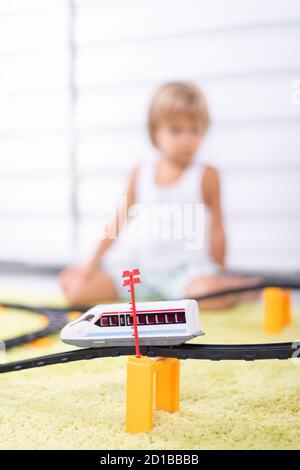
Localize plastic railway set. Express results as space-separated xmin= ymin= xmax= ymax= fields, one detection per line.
xmin=1 ymin=275 xmax=300 ymax=375
xmin=0 ymin=302 xmax=73 ymax=350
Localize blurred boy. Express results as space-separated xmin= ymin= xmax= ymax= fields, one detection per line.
xmin=60 ymin=82 xmax=257 ymax=308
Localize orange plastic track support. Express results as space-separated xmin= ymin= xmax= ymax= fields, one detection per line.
xmin=126 ymin=356 xmax=154 ymax=434
xmin=282 ymin=289 xmax=292 ymax=326
xmin=30 ymin=337 xmax=52 ymax=348
xmin=264 ymin=287 xmax=292 ymax=333
xmin=155 ymin=358 xmax=180 ymax=413
xmin=126 ymin=356 xmax=180 ymax=434
xmin=68 ymin=311 xmax=82 ymax=322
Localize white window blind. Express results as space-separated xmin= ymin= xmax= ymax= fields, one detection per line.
xmin=0 ymin=1 xmax=72 ymax=265
xmin=0 ymin=0 xmax=299 ymax=272
xmin=74 ymin=0 xmax=300 ymax=272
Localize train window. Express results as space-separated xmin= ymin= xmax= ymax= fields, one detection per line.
xmin=127 ymin=315 xmax=133 ymax=326
xmin=77 ymin=314 xmax=95 ymax=323
xmin=138 ymin=314 xmax=146 ymax=325
xmin=146 ymin=314 xmax=155 ymax=324
xmin=85 ymin=314 xmax=95 ymax=321
xmin=110 ymin=315 xmax=119 ymax=327
xmin=120 ymin=315 xmax=125 ymax=326
xmin=176 ymin=312 xmax=186 ymax=323
xmin=156 ymin=313 xmax=165 ymax=324
xmin=100 ymin=316 xmax=109 ymax=327
xmin=166 ymin=313 xmax=175 ymax=323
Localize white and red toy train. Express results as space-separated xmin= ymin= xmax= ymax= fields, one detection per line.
xmin=60 ymin=299 xmax=203 ymax=348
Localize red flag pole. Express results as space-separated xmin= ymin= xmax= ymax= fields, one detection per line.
xmin=129 ymin=273 xmax=141 ymax=358
xmin=122 ymin=268 xmax=141 ymax=358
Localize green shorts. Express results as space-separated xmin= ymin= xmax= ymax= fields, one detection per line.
xmin=101 ymin=261 xmax=219 ymax=301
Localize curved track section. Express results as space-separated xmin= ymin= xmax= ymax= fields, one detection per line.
xmin=0 ymin=302 xmax=82 ymax=349
xmin=192 ymin=277 xmax=300 ymax=301
xmin=1 ymin=341 xmax=299 ymax=374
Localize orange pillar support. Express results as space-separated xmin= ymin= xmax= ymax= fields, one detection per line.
xmin=155 ymin=358 xmax=180 ymax=413
xmin=30 ymin=337 xmax=53 ymax=348
xmin=126 ymin=356 xmax=154 ymax=434
xmin=282 ymin=289 xmax=292 ymax=326
xmin=264 ymin=288 xmax=284 ymax=333
xmin=126 ymin=356 xmax=181 ymax=434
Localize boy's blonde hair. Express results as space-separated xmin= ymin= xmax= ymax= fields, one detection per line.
xmin=147 ymin=81 xmax=210 ymax=146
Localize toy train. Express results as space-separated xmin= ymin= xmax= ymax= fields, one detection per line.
xmin=60 ymin=299 xmax=203 ymax=348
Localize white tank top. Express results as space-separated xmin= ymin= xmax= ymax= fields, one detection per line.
xmin=113 ymin=158 xmax=212 ymax=271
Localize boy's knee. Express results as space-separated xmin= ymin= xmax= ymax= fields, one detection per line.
xmin=198 ymin=297 xmax=237 ymax=310
xmin=60 ymin=277 xmax=85 ymax=304
xmin=186 ymin=276 xmax=220 ymax=298
xmin=64 ymin=288 xmax=84 ymax=305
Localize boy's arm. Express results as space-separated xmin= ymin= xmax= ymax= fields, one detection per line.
xmin=202 ymin=166 xmax=226 ymax=268
xmin=87 ymin=165 xmax=139 ymax=272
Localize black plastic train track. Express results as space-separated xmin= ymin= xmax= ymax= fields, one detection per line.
xmin=0 ymin=275 xmax=300 ymax=375
xmin=0 ymin=302 xmax=85 ymax=349
xmin=0 ymin=342 xmax=299 ymax=374
xmin=191 ymin=276 xmax=300 ymax=302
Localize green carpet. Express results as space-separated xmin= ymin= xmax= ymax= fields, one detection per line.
xmin=0 ymin=294 xmax=300 ymax=450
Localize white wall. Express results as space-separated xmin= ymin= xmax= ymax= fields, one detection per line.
xmin=0 ymin=0 xmax=299 ymax=272
xmin=0 ymin=0 xmax=72 ymax=264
